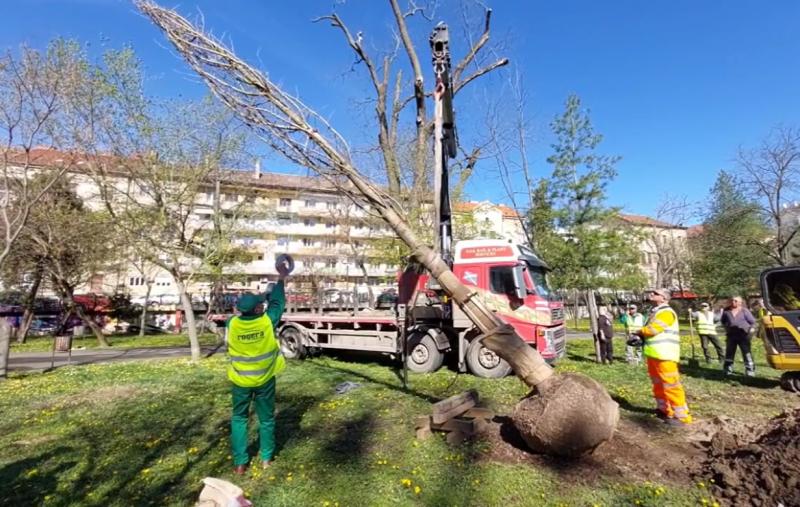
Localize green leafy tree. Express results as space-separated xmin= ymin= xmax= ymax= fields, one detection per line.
xmin=690 ymin=171 xmax=772 ymax=298
xmin=531 ymin=94 xmax=644 ymax=291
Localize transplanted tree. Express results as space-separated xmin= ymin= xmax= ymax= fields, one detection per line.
xmin=532 ymin=94 xmax=644 ymax=292
xmin=137 ymin=1 xmax=620 ymax=457
xmin=690 ymin=171 xmax=772 ymax=299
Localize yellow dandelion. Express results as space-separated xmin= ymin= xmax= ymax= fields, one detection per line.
xmin=401 ymin=478 xmax=412 ymax=487
xmin=414 ymin=485 xmax=421 ymax=495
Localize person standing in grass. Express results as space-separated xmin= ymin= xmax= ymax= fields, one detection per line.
xmin=227 ymin=260 xmax=290 ymax=474
xmin=621 ymin=304 xmax=644 ymax=365
xmin=691 ymin=302 xmax=724 ymax=364
xmin=720 ymin=296 xmax=756 ymax=377
xmin=634 ymin=289 xmax=692 ymax=426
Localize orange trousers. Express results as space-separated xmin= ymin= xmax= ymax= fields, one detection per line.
xmin=647 ymin=357 xmax=692 ymax=423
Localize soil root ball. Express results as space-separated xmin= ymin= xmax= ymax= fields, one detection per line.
xmin=512 ymin=373 xmax=619 ymax=457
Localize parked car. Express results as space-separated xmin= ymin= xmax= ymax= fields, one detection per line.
xmin=29 ymin=317 xmax=60 ymax=336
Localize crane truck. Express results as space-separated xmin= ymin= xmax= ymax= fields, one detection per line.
xmin=263 ymin=24 xmax=565 ymax=378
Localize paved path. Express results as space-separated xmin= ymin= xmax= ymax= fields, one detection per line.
xmin=8 ymin=345 xmax=223 ymax=373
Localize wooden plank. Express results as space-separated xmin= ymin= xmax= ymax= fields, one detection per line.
xmin=415 ymin=416 xmax=431 ymax=430
xmin=431 ymin=417 xmax=475 ymax=434
xmin=432 ymin=398 xmax=477 ymax=425
xmin=432 ymin=390 xmax=478 ymax=421
xmin=462 ymin=407 xmax=495 ymax=420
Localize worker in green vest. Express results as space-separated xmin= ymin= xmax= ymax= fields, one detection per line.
xmin=691 ymin=302 xmax=723 ymax=363
xmin=227 ymin=260 xmax=290 ymax=474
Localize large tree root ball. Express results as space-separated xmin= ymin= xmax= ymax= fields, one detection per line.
xmin=512 ymin=373 xmax=619 ymax=457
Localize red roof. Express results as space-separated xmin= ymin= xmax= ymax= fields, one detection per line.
xmin=618 ymin=213 xmax=682 ymax=229
xmin=453 ymin=201 xmax=520 ymax=219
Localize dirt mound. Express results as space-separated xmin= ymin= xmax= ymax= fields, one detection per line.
xmin=476 ymin=416 xmax=699 ymax=486
xmin=697 ymin=408 xmax=800 ymax=507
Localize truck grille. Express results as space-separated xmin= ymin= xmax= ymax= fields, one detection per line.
xmin=776 ymin=329 xmax=800 ymax=353
xmin=551 ymin=307 xmax=564 ymax=322
xmin=546 ymin=325 xmax=567 ymax=358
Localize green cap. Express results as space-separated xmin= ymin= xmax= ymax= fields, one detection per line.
xmin=236 ymin=293 xmax=265 ymax=314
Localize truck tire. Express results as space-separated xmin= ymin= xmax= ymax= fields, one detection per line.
xmin=279 ymin=326 xmax=306 ymax=360
xmin=466 ymin=338 xmax=512 ymax=378
xmin=406 ymin=332 xmax=444 ymax=373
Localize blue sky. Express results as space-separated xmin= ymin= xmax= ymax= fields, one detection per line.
xmin=3 ymin=0 xmax=799 ymax=219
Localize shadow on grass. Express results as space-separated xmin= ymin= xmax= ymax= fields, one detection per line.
xmin=305 ymin=358 xmax=441 ymax=404
xmin=679 ymin=362 xmax=780 ymax=389
xmin=0 ymin=447 xmax=75 ymax=505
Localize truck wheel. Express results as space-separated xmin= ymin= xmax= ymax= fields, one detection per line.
xmin=279 ymin=327 xmax=306 ymax=360
xmin=406 ymin=332 xmax=444 ymax=373
xmin=466 ymin=339 xmax=512 ymax=378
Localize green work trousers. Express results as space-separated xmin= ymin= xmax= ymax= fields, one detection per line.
xmin=230 ymin=377 xmax=276 ymax=466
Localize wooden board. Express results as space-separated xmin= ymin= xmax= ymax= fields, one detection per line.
xmin=432 ymin=390 xmax=478 ymax=424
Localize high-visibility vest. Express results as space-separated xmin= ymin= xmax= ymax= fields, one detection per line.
xmin=643 ymin=304 xmax=681 ymax=362
xmin=625 ymin=313 xmax=644 ymax=334
xmin=227 ymin=315 xmax=285 ymax=388
xmin=695 ymin=310 xmax=717 ymax=336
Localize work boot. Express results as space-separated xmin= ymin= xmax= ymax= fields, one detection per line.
xmin=664 ymin=418 xmax=686 ymax=427
xmin=745 ymin=370 xmax=756 ymax=377
xmin=233 ymin=465 xmax=247 ymax=475
xmin=653 ymin=410 xmax=669 ymax=421
xmin=261 ymin=459 xmax=273 ymax=469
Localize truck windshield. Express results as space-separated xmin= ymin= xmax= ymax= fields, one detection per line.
xmin=527 ymin=264 xmax=554 ymax=300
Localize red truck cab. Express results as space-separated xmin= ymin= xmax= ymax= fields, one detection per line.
xmin=399 ymin=239 xmax=565 ymax=378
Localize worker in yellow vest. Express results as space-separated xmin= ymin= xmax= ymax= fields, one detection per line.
xmin=691 ymin=302 xmax=723 ymax=363
xmin=633 ymin=288 xmax=692 ymax=425
xmin=227 ymin=260 xmax=291 ymax=474
xmin=622 ymin=304 xmax=644 ymax=365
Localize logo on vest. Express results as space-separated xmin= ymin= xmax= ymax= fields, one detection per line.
xmin=238 ymin=330 xmax=265 ymax=342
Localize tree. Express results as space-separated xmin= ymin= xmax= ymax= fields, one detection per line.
xmin=0 ymin=40 xmax=121 ymax=379
xmin=533 ymin=94 xmax=643 ymax=292
xmin=737 ymin=126 xmax=800 ymax=266
xmin=14 ymin=176 xmax=117 ymax=346
xmin=690 ymin=171 xmax=771 ymax=298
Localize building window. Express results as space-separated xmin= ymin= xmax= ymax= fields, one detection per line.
xmin=302 ymin=238 xmax=315 ymax=247
xmin=304 ymin=218 xmax=314 ymax=227
xmin=324 ymin=240 xmax=335 ymax=248
xmin=326 ymin=202 xmax=337 ymax=210
xmin=129 ymin=276 xmax=144 ymax=286
xmin=325 ymin=221 xmax=335 ymax=229
xmin=305 ymin=199 xmax=316 ymax=208
xmin=326 ymin=259 xmax=337 ymax=268
xmin=279 ymin=198 xmax=292 ymax=207
xmin=277 ymin=236 xmax=289 ymax=246
xmin=277 ymin=214 xmax=291 ymax=226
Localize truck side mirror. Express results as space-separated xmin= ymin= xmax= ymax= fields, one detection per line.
xmin=510 ymin=265 xmax=528 ymax=301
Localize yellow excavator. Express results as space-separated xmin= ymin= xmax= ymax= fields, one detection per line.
xmin=759 ymin=267 xmax=800 ymax=392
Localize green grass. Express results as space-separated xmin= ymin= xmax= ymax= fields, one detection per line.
xmin=1 ymin=337 xmax=794 ymax=506
xmin=10 ymin=333 xmax=219 ymax=353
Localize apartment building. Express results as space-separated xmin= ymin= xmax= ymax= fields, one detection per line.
xmin=7 ymin=149 xmax=538 ymax=302
xmin=618 ymin=213 xmax=690 ymax=289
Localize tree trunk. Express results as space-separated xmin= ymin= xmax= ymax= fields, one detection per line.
xmin=16 ymin=268 xmax=43 ymax=344
xmin=587 ymin=290 xmax=601 ymax=363
xmin=62 ymin=284 xmax=109 ymax=347
xmin=74 ymin=303 xmax=109 ymax=347
xmin=139 ymin=281 xmax=153 ymax=338
xmin=174 ymin=277 xmax=200 ymax=362
xmin=0 ymin=319 xmax=11 ymax=380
